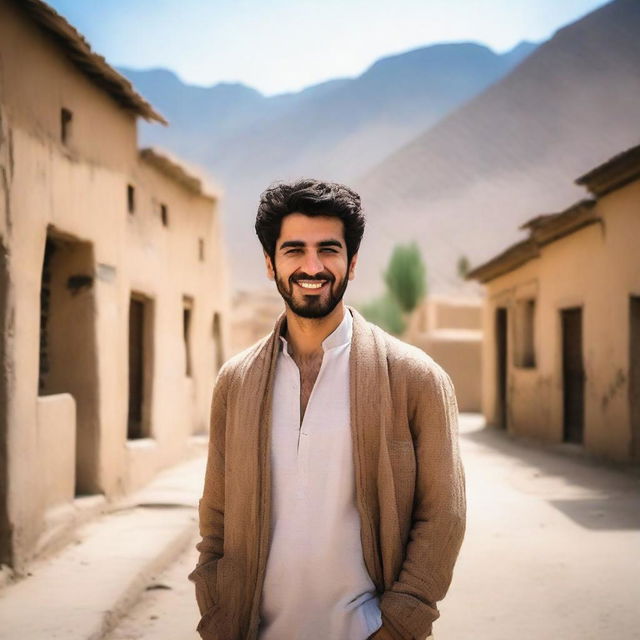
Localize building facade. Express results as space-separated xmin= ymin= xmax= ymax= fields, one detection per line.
xmin=468 ymin=144 xmax=640 ymax=463
xmin=0 ymin=0 xmax=229 ymax=571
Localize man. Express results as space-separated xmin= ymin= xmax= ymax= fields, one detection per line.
xmin=189 ymin=179 xmax=466 ymax=640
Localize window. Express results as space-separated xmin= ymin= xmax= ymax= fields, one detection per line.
xmin=161 ymin=203 xmax=168 ymax=226
xmin=198 ymin=238 xmax=205 ymax=261
xmin=127 ymin=184 xmax=135 ymax=214
xmin=514 ymin=298 xmax=536 ymax=368
xmin=60 ymin=108 xmax=73 ymax=145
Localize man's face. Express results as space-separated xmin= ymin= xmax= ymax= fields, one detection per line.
xmin=265 ymin=213 xmax=357 ymax=319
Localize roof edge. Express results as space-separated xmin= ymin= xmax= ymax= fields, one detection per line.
xmin=576 ymin=143 xmax=640 ymax=198
xmin=466 ymin=238 xmax=539 ymax=283
xmin=467 ymin=199 xmax=601 ymax=284
xmin=17 ymin=0 xmax=167 ymax=124
xmin=139 ymin=147 xmax=218 ymax=200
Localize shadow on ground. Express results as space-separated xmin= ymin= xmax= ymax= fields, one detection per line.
xmin=459 ymin=414 xmax=640 ymax=531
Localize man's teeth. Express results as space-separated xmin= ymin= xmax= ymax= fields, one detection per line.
xmin=297 ymin=281 xmax=325 ymax=289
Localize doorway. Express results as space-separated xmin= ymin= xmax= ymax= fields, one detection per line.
xmin=561 ymin=307 xmax=585 ymax=444
xmin=39 ymin=231 xmax=100 ymax=496
xmin=630 ymin=297 xmax=640 ymax=460
xmin=128 ymin=294 xmax=154 ymax=439
xmin=495 ymin=307 xmax=508 ymax=429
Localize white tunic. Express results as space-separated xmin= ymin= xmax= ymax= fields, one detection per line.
xmin=258 ymin=308 xmax=382 ymax=640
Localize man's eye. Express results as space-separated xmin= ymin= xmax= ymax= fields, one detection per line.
xmin=285 ymin=249 xmax=302 ymax=255
xmin=320 ymin=248 xmax=338 ymax=253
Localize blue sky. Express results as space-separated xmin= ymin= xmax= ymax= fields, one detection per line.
xmin=47 ymin=0 xmax=611 ymax=95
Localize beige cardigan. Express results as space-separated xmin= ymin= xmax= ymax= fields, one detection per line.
xmin=189 ymin=307 xmax=466 ymax=640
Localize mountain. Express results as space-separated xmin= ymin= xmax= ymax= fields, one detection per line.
xmin=206 ymin=41 xmax=538 ymax=185
xmin=120 ymin=68 xmax=264 ymax=162
xmin=120 ymin=40 xmax=537 ymax=292
xmin=353 ymin=0 xmax=640 ymax=299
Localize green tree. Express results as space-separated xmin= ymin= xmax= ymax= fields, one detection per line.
xmin=384 ymin=242 xmax=427 ymax=314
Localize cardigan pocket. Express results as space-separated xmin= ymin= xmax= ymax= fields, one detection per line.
xmin=195 ymin=602 xmax=228 ymax=640
xmin=191 ymin=558 xmax=240 ymax=640
xmin=188 ymin=557 xmax=222 ymax=614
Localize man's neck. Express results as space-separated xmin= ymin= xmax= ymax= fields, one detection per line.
xmin=284 ymin=303 xmax=346 ymax=358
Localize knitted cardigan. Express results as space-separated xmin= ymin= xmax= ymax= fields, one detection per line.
xmin=189 ymin=307 xmax=466 ymax=640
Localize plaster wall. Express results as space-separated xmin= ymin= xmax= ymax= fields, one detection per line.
xmin=36 ymin=393 xmax=76 ymax=508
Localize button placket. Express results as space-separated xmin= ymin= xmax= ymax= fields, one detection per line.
xmin=295 ymin=350 xmax=333 ymax=499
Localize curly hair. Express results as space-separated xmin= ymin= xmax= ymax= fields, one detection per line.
xmin=255 ymin=178 xmax=365 ymax=264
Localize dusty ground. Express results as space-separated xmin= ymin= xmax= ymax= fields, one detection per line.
xmin=106 ymin=414 xmax=640 ymax=640
xmin=105 ymin=533 xmax=200 ymax=640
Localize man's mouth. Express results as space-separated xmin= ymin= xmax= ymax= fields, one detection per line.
xmin=294 ymin=279 xmax=328 ymax=290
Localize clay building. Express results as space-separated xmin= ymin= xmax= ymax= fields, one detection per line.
xmin=405 ymin=295 xmax=482 ymax=412
xmin=0 ymin=0 xmax=229 ymax=572
xmin=468 ymin=143 xmax=640 ymax=463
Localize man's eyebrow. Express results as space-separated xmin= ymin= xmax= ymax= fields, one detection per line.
xmin=279 ymin=240 xmax=305 ymax=250
xmin=279 ymin=239 xmax=343 ymax=250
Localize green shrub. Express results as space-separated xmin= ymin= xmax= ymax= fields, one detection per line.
xmin=358 ymin=293 xmax=406 ymax=335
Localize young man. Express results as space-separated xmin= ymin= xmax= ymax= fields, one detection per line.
xmin=189 ymin=179 xmax=466 ymax=640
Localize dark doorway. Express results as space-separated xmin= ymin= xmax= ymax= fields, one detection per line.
xmin=128 ymin=294 xmax=153 ymax=439
xmin=630 ymin=297 xmax=640 ymax=460
xmin=495 ymin=307 xmax=508 ymax=429
xmin=183 ymin=297 xmax=193 ymax=378
xmin=562 ymin=307 xmax=585 ymax=444
xmin=0 ymin=243 xmax=10 ymax=566
xmin=39 ymin=231 xmax=100 ymax=496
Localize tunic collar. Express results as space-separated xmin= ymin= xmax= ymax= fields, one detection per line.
xmin=279 ymin=307 xmax=353 ymax=355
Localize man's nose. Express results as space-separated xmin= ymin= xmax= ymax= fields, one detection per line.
xmin=302 ymin=251 xmax=324 ymax=276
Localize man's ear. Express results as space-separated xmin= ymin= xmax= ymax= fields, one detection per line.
xmin=264 ymin=251 xmax=275 ymax=281
xmin=348 ymin=252 xmax=358 ymax=280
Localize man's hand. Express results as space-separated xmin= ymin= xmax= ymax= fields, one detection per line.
xmin=367 ymin=615 xmax=435 ymax=639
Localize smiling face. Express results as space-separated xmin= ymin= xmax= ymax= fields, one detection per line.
xmin=265 ymin=213 xmax=357 ymax=319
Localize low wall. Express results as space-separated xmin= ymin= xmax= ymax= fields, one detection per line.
xmin=37 ymin=393 xmax=76 ymax=508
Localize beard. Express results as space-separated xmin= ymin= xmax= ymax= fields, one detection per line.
xmin=274 ymin=268 xmax=349 ymax=319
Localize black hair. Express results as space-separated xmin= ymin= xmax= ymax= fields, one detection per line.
xmin=255 ymin=178 xmax=365 ymax=264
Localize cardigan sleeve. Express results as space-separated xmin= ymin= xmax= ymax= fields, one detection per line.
xmin=379 ymin=362 xmax=466 ymax=639
xmin=188 ymin=366 xmax=229 ymax=617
